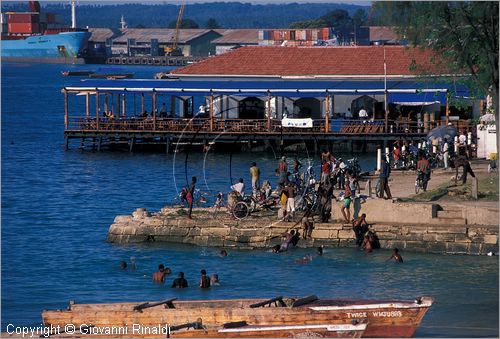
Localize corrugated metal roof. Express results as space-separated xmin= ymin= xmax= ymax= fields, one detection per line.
xmin=212 ymin=29 xmax=259 ymax=44
xmin=171 ymin=45 xmax=452 ymax=77
xmin=112 ymin=28 xmax=217 ymax=44
xmin=88 ymin=28 xmax=120 ymax=42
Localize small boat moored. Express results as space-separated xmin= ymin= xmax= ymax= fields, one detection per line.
xmin=61 ymin=70 xmax=95 ymax=76
xmin=42 ymin=295 xmax=433 ymax=338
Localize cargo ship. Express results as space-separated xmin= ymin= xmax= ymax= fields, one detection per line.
xmin=1 ymin=1 xmax=91 ymax=63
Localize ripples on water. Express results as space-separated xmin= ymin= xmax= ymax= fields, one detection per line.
xmin=1 ymin=63 xmax=498 ymax=337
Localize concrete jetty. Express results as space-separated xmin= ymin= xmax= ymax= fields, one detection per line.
xmin=107 ymin=199 xmax=498 ymax=255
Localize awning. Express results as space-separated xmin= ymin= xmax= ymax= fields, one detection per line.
xmin=388 ymin=91 xmax=447 ymax=105
xmin=63 ymin=78 xmax=476 ymax=100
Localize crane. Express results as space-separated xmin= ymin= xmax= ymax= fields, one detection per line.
xmin=165 ymin=0 xmax=185 ymax=56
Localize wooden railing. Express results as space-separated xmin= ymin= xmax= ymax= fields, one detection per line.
xmin=67 ymin=116 xmax=472 ymax=134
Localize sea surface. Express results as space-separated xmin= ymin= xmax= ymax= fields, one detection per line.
xmin=1 ymin=62 xmax=499 ymax=337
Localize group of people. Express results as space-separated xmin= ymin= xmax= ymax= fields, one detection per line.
xmin=151 ymin=264 xmax=220 ymax=288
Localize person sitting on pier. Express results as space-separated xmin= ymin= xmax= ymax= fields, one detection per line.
xmin=172 ymin=272 xmax=188 ymax=288
xmin=199 ymin=269 xmax=211 ymax=288
xmin=387 ymin=248 xmax=403 ymax=263
xmin=231 ymin=178 xmax=245 ymax=197
xmin=352 ymin=213 xmax=369 ymax=247
xmin=153 ymin=264 xmax=166 ymax=283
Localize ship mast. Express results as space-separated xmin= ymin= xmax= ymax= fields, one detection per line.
xmin=71 ymin=0 xmax=76 ymax=29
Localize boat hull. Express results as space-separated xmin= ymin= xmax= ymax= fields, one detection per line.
xmin=1 ymin=31 xmax=91 ymax=63
xmin=42 ymin=297 xmax=433 ymax=338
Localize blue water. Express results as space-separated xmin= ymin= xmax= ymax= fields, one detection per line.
xmin=1 ymin=63 xmax=499 ymax=337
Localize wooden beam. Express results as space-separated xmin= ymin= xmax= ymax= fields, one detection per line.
xmin=96 ymin=91 xmax=100 ymax=130
xmin=384 ymin=90 xmax=388 ymax=133
xmin=104 ymin=94 xmax=108 ymax=113
xmin=325 ymin=94 xmax=330 ymax=133
xmin=122 ymin=94 xmax=126 ymax=117
xmin=85 ymin=93 xmax=90 ymax=117
xmin=445 ymin=100 xmax=449 ymax=125
xmin=209 ymin=94 xmax=214 ymax=132
xmin=152 ymin=91 xmax=157 ymax=131
xmin=267 ymin=92 xmax=271 ymax=131
xmin=64 ymin=89 xmax=68 ymax=130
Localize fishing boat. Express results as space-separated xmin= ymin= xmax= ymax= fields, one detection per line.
xmin=61 ymin=70 xmax=95 ymax=76
xmin=42 ymin=295 xmax=433 ymax=338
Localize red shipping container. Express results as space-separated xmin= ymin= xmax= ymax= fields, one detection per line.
xmin=284 ymin=30 xmax=290 ymax=40
xmin=8 ymin=22 xmax=39 ymax=34
xmin=306 ymin=30 xmax=312 ymax=41
xmin=273 ymin=30 xmax=280 ymax=41
xmin=8 ymin=13 xmax=39 ymax=23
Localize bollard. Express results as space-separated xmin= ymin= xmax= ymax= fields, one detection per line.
xmin=471 ymin=177 xmax=478 ymax=200
xmin=377 ymin=148 xmax=382 ymax=171
xmin=385 ymin=147 xmax=390 ymax=162
xmin=365 ymin=179 xmax=372 ymax=197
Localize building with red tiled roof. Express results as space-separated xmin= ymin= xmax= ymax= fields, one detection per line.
xmin=171 ymin=45 xmax=448 ymax=78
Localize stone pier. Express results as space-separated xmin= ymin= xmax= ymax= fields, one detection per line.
xmin=107 ymin=200 xmax=499 ymax=255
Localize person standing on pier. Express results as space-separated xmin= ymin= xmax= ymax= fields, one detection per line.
xmin=187 ymin=176 xmax=197 ymax=219
xmin=378 ymin=158 xmax=392 ymax=200
xmin=249 ymin=162 xmax=261 ymax=197
xmin=278 ymin=156 xmax=288 ymax=185
xmin=442 ymin=138 xmax=450 ymax=170
xmin=341 ymin=185 xmax=352 ymax=223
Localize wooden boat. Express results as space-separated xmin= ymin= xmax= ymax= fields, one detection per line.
xmin=89 ymin=73 xmax=134 ymax=79
xmin=61 ymin=70 xmax=95 ymax=76
xmin=42 ymin=295 xmax=433 ymax=338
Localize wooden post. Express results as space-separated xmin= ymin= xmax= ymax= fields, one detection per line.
xmin=64 ymin=89 xmax=68 ymax=130
xmin=471 ymin=177 xmax=478 ymax=200
xmin=122 ymin=94 xmax=126 ymax=117
xmin=267 ymin=91 xmax=271 ymax=131
xmin=325 ymin=94 xmax=330 ymax=133
xmin=209 ymin=94 xmax=214 ymax=132
xmin=445 ymin=100 xmax=449 ymax=125
xmin=152 ymin=91 xmax=157 ymax=131
xmin=85 ymin=93 xmax=90 ymax=117
xmin=384 ymin=90 xmax=388 ymax=133
xmin=104 ymin=94 xmax=108 ymax=114
xmin=96 ymin=91 xmax=100 ymax=130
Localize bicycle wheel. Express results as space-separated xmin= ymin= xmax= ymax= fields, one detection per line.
xmin=233 ymin=201 xmax=249 ymax=220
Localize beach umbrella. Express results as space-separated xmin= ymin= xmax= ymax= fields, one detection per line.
xmin=427 ymin=125 xmax=457 ymax=143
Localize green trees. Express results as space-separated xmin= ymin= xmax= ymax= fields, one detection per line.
xmin=289 ymin=9 xmax=366 ymax=30
xmin=206 ymin=18 xmax=220 ymax=29
xmin=167 ymin=18 xmax=199 ymax=29
xmin=372 ymin=1 xmax=499 ymax=154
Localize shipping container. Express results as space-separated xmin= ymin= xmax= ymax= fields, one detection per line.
xmin=8 ymin=22 xmax=40 ymax=34
xmin=8 ymin=13 xmax=39 ymax=23
xmin=312 ymin=30 xmax=318 ymax=40
xmin=258 ymin=30 xmax=263 ymax=40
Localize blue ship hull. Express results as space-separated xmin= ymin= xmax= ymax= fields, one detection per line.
xmin=2 ymin=31 xmax=91 ymax=62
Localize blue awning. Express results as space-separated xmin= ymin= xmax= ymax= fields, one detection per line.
xmin=64 ymin=78 xmax=477 ymax=100
xmin=388 ymin=91 xmax=447 ymax=105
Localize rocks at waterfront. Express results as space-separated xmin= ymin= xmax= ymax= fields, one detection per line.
xmin=107 ymin=203 xmax=499 ymax=255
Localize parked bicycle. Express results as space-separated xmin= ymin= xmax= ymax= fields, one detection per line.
xmin=415 ymin=170 xmax=428 ymax=194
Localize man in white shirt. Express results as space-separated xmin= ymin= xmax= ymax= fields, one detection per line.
xmin=231 ymin=178 xmax=245 ymax=196
xmin=442 ymin=138 xmax=449 ymax=169
xmin=358 ymin=107 xmax=368 ymax=120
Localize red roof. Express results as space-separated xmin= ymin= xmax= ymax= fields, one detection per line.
xmin=172 ymin=46 xmax=447 ymax=77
